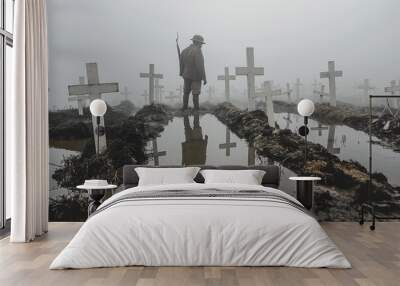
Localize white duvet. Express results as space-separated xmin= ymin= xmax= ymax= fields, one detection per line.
xmin=50 ymin=183 xmax=351 ymax=269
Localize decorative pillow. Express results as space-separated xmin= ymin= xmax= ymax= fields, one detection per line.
xmin=200 ymin=169 xmax=266 ymax=185
xmin=135 ymin=167 xmax=201 ymax=186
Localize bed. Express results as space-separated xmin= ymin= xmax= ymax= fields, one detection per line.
xmin=50 ymin=165 xmax=350 ymax=269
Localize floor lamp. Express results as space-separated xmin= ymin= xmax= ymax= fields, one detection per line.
xmin=90 ymin=99 xmax=107 ymax=156
xmin=87 ymin=99 xmax=108 ymax=213
xmin=297 ymin=99 xmax=315 ymax=170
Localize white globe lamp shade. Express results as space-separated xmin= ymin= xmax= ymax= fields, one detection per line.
xmin=297 ymin=99 xmax=315 ymax=117
xmin=90 ymin=99 xmax=107 ymax=117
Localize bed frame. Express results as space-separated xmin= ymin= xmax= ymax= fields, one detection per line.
xmin=122 ymin=165 xmax=281 ymax=189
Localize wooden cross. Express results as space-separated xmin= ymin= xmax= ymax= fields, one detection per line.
xmin=154 ymin=78 xmax=164 ymax=104
xmin=148 ymin=139 xmax=167 ymax=166
xmin=283 ymin=112 xmax=292 ymax=129
xmin=314 ymin=84 xmax=329 ymax=103
xmin=68 ymin=63 xmax=119 ymax=154
xmin=256 ymin=81 xmax=281 ymax=126
xmin=235 ymin=47 xmax=264 ymax=111
xmin=207 ymin=86 xmax=215 ymax=101
xmin=294 ymin=78 xmax=302 ymax=102
xmin=327 ymin=125 xmax=340 ymax=154
xmin=394 ymin=80 xmax=400 ymax=109
xmin=384 ymin=80 xmax=400 ymax=109
xmin=219 ymin=127 xmax=237 ymax=157
xmin=394 ymin=80 xmax=400 ymax=108
xmin=176 ymin=85 xmax=184 ymax=105
xmin=68 ymin=63 xmax=119 ymax=102
xmin=140 ymin=64 xmax=163 ymax=104
xmin=282 ymin=83 xmax=293 ymax=103
xmin=141 ymin=90 xmax=149 ymax=105
xmin=120 ymin=86 xmax=132 ymax=102
xmin=176 ymin=85 xmax=183 ymax=97
xmin=358 ymin=79 xmax=375 ymax=105
xmin=164 ymin=91 xmax=180 ymax=105
xmin=384 ymin=80 xmax=397 ymax=94
xmin=68 ymin=76 xmax=88 ymax=116
xmin=311 ymin=122 xmax=329 ymax=136
xmin=312 ymin=80 xmax=320 ymax=92
xmin=320 ymin=61 xmax=343 ymax=107
xmin=217 ymin=67 xmax=236 ymax=102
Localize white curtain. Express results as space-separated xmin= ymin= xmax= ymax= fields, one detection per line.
xmin=8 ymin=0 xmax=49 ymax=242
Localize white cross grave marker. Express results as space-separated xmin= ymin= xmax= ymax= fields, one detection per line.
xmin=155 ymin=78 xmax=164 ymax=104
xmin=120 ymin=86 xmax=132 ymax=102
xmin=165 ymin=91 xmax=180 ymax=105
xmin=384 ymin=80 xmax=400 ymax=109
xmin=217 ymin=67 xmax=236 ymax=102
xmin=255 ymin=81 xmax=281 ymax=126
xmin=176 ymin=85 xmax=183 ymax=98
xmin=327 ymin=125 xmax=340 ymax=154
xmin=314 ymin=85 xmax=329 ymax=103
xmin=294 ymin=78 xmax=302 ymax=102
xmin=283 ymin=113 xmax=292 ymax=129
xmin=141 ymin=90 xmax=149 ymax=105
xmin=219 ymin=127 xmax=237 ymax=157
xmin=312 ymin=80 xmax=320 ymax=92
xmin=68 ymin=76 xmax=88 ymax=116
xmin=320 ymin=61 xmax=343 ymax=107
xmin=358 ymin=79 xmax=375 ymax=105
xmin=384 ymin=80 xmax=397 ymax=95
xmin=397 ymin=80 xmax=400 ymax=108
xmin=176 ymin=85 xmax=184 ymax=105
xmin=312 ymin=80 xmax=321 ymax=101
xmin=282 ymin=83 xmax=293 ymax=103
xmin=140 ymin=64 xmax=163 ymax=105
xmin=207 ymin=86 xmax=215 ymax=102
xmin=236 ymin=47 xmax=264 ymax=111
xmin=148 ymin=139 xmax=167 ymax=166
xmin=311 ymin=122 xmax=329 ymax=136
xmin=68 ymin=63 xmax=119 ymax=154
xmin=68 ymin=63 xmax=119 ymax=102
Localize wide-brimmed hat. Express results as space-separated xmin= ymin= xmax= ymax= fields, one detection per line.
xmin=191 ymin=35 xmax=205 ymax=44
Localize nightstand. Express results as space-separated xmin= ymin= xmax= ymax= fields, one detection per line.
xmin=289 ymin=176 xmax=321 ymax=210
xmin=77 ymin=181 xmax=117 ymax=216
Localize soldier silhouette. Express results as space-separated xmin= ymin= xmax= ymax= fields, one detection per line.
xmin=177 ymin=34 xmax=207 ymax=110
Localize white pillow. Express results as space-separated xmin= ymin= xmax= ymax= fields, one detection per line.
xmin=135 ymin=167 xmax=201 ymax=186
xmin=200 ymin=169 xmax=266 ymax=185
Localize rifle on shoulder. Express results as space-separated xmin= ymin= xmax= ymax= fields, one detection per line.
xmin=176 ymin=33 xmax=182 ymax=76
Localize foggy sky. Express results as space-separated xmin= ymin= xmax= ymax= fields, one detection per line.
xmin=47 ymin=0 xmax=400 ymax=108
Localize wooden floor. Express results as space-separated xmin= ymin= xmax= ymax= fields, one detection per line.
xmin=0 ymin=222 xmax=399 ymax=286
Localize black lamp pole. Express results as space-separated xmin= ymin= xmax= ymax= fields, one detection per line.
xmin=298 ymin=116 xmax=310 ymax=172
xmin=297 ymin=99 xmax=314 ymax=167
xmin=96 ymin=116 xmax=100 ymax=157
xmin=90 ymin=99 xmax=107 ymax=182
xmin=304 ymin=116 xmax=308 ymax=166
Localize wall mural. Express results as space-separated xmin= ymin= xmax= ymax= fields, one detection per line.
xmin=48 ymin=0 xmax=400 ymax=222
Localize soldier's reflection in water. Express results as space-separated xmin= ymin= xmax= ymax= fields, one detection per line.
xmin=182 ymin=113 xmax=208 ymax=165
